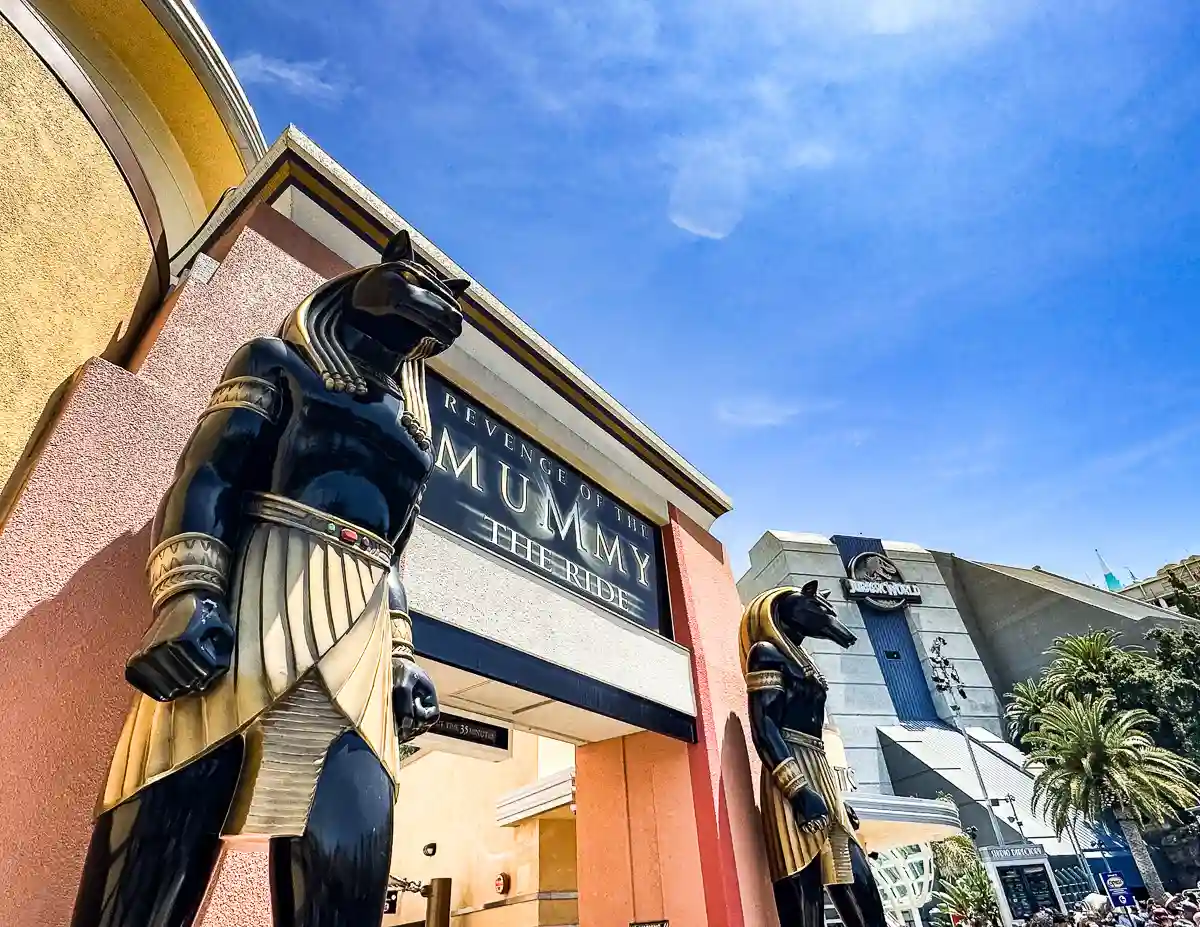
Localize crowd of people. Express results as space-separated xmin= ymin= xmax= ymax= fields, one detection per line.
xmin=1043 ymin=889 xmax=1200 ymax=927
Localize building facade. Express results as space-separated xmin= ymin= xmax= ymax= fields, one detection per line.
xmin=0 ymin=4 xmax=965 ymax=925
xmin=739 ymin=529 xmax=1191 ymax=915
xmin=1119 ymin=555 xmax=1200 ymax=613
xmin=0 ymin=45 xmax=802 ymax=919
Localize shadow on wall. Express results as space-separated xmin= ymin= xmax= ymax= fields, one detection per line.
xmin=722 ymin=710 xmax=780 ymax=927
xmin=0 ymin=523 xmax=152 ymax=923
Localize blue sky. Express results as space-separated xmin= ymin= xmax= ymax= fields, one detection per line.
xmin=199 ymin=0 xmax=1200 ymax=584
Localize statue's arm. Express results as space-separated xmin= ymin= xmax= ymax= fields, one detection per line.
xmin=127 ymin=337 xmax=287 ymax=701
xmin=746 ymin=641 xmax=793 ymax=771
xmin=387 ymin=487 xmax=424 ymax=662
xmin=388 ymin=489 xmax=439 ymax=741
xmin=388 ymin=563 xmax=415 ymax=662
xmin=387 ymin=562 xmax=440 ymax=742
xmin=151 ymin=337 xmax=288 ymax=550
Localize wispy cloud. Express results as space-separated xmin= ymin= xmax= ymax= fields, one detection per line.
xmin=713 ymin=395 xmax=838 ymax=428
xmin=232 ymin=52 xmax=349 ymax=102
xmin=989 ymin=423 xmax=1200 ymax=534
xmin=924 ymin=431 xmax=1009 ymax=481
xmin=404 ymin=0 xmax=1042 ymax=238
xmin=1080 ymin=424 xmax=1200 ymax=481
xmin=387 ymin=0 xmax=1199 ymax=270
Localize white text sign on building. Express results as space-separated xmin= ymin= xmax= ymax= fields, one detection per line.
xmin=421 ymin=375 xmax=668 ymax=636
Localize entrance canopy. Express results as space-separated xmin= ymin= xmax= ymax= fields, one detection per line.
xmin=880 ymin=722 xmax=1101 ymax=856
xmin=421 ymin=657 xmax=642 ymax=745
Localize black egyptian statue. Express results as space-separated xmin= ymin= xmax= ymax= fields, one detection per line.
xmin=741 ymin=582 xmax=888 ymax=927
xmin=71 ymin=230 xmax=470 ymax=927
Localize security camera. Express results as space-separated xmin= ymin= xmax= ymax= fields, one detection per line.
xmin=422 ymin=843 xmax=437 ymax=857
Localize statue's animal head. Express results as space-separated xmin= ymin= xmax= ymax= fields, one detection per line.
xmin=779 ymin=580 xmax=857 ymax=650
xmin=347 ymin=229 xmax=468 ymax=357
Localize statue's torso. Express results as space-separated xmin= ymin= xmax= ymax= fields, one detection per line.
xmin=264 ymin=342 xmax=432 ymax=545
xmin=776 ymin=652 xmax=828 ymax=737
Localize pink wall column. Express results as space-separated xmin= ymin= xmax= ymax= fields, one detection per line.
xmin=0 ymin=219 xmax=333 ymax=927
xmin=575 ymin=732 xmax=708 ymax=927
xmin=664 ymin=503 xmax=778 ymax=927
xmin=575 ymin=738 xmax=636 ymax=924
xmin=576 ymin=506 xmax=778 ymax=927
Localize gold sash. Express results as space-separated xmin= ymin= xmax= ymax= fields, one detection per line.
xmin=100 ymin=495 xmax=401 ymax=839
xmin=759 ymin=728 xmax=855 ymax=885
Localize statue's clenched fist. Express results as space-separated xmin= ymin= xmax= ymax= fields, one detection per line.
xmin=125 ymin=592 xmax=234 ymax=701
xmin=392 ymin=658 xmax=440 ymax=742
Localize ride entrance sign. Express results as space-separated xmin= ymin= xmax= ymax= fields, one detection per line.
xmin=1101 ymin=871 xmax=1137 ymax=908
xmin=422 ymin=374 xmax=669 ymax=635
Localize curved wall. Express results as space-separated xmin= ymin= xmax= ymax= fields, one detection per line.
xmin=43 ymin=0 xmax=247 ymax=208
xmin=34 ymin=0 xmax=207 ymax=251
xmin=0 ymin=12 xmax=153 ymax=493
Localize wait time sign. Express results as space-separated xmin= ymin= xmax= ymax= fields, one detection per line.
xmin=420 ymin=374 xmax=669 ymax=636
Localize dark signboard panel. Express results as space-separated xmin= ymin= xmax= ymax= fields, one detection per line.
xmin=421 ymin=374 xmax=669 ymax=636
xmin=430 ymin=712 xmax=510 ymax=751
xmin=998 ymin=864 xmax=1062 ymax=919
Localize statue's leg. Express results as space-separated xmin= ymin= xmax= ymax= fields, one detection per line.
xmin=774 ymin=857 xmax=827 ymax=927
xmin=71 ymin=736 xmax=245 ymax=927
xmin=269 ymin=730 xmax=394 ymax=927
xmin=827 ymin=840 xmax=887 ymax=927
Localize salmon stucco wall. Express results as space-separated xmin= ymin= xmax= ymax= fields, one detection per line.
xmin=0 ymin=223 xmax=326 ymax=926
xmin=575 ymin=504 xmax=777 ymax=927
xmin=576 ymin=733 xmax=708 ymax=927
xmin=0 ymin=13 xmax=153 ymax=495
xmin=664 ymin=504 xmax=778 ymax=927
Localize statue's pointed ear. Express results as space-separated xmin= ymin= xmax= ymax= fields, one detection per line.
xmin=801 ymin=579 xmax=819 ymax=596
xmin=381 ymin=229 xmax=414 ymax=263
xmin=442 ymin=277 xmax=470 ymax=297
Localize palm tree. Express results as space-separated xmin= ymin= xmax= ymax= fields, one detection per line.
xmin=932 ymin=835 xmax=1001 ymax=927
xmin=1026 ymin=694 xmax=1200 ymax=901
xmin=1042 ymin=630 xmax=1129 ymax=696
xmin=1005 ymin=678 xmax=1053 ymax=749
xmin=933 ymin=866 xmax=1001 ymax=927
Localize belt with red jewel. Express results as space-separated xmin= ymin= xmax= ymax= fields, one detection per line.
xmin=244 ymin=492 xmax=394 ymax=570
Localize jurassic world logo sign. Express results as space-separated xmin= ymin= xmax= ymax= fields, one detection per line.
xmin=420 ymin=375 xmax=666 ymax=634
xmin=841 ymin=552 xmax=922 ymax=612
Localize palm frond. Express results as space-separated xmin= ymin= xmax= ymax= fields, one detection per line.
xmin=1025 ymin=694 xmax=1200 ymax=836
xmin=1043 ymin=630 xmax=1131 ymax=698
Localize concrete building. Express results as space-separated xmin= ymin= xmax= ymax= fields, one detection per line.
xmin=1118 ymin=554 xmax=1200 ymax=613
xmin=739 ymin=530 xmax=1190 ymax=913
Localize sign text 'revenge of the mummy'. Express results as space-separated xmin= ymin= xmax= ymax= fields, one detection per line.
xmin=420 ymin=375 xmax=667 ymax=635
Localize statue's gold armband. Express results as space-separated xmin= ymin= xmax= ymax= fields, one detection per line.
xmin=146 ymin=533 xmax=231 ymax=611
xmin=391 ymin=610 xmax=414 ymax=662
xmin=772 ymin=757 xmax=808 ymax=799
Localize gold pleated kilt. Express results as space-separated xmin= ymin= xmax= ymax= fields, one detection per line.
xmin=760 ymin=729 xmax=855 ymax=885
xmin=99 ymin=497 xmax=402 ymax=840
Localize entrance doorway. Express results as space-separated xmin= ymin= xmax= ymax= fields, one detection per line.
xmin=384 ymin=659 xmax=590 ymax=927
